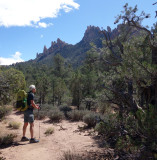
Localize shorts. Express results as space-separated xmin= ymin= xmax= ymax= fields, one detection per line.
xmin=24 ymin=110 xmax=34 ymax=123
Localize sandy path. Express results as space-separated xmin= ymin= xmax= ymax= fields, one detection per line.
xmin=0 ymin=110 xmax=102 ymax=160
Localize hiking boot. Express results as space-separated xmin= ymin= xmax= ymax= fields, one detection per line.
xmin=21 ymin=136 xmax=30 ymax=141
xmin=30 ymin=138 xmax=39 ymax=143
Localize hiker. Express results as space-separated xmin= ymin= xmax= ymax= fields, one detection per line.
xmin=21 ymin=85 xmax=40 ymax=143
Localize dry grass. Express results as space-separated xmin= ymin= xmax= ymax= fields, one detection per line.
xmin=8 ymin=121 xmax=21 ymax=129
xmin=0 ymin=130 xmax=17 ymax=146
xmin=0 ymin=156 xmax=6 ymax=160
xmin=61 ymin=150 xmax=83 ymax=160
xmin=0 ymin=105 xmax=12 ymax=120
xmin=44 ymin=127 xmax=54 ymax=136
xmin=0 ymin=123 xmax=17 ymax=147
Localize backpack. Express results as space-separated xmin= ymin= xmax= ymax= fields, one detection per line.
xmin=15 ymin=90 xmax=28 ymax=111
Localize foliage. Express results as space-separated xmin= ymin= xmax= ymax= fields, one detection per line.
xmin=34 ymin=110 xmax=47 ymax=120
xmin=0 ymin=133 xmax=17 ymax=146
xmin=61 ymin=150 xmax=83 ymax=160
xmin=67 ymin=110 xmax=89 ymax=121
xmin=83 ymin=112 xmax=100 ymax=128
xmin=0 ymin=68 xmax=26 ymax=105
xmin=40 ymin=104 xmax=54 ymax=111
xmin=95 ymin=113 xmax=119 ymax=142
xmin=44 ymin=127 xmax=54 ymax=136
xmin=59 ymin=104 xmax=71 ymax=112
xmin=59 ymin=104 xmax=72 ymax=118
xmin=0 ymin=156 xmax=6 ymax=160
xmin=70 ymin=70 xmax=83 ymax=108
xmin=1 ymin=3 xmax=156 ymax=159
xmin=52 ymin=77 xmax=68 ymax=106
xmin=48 ymin=107 xmax=64 ymax=122
xmin=36 ymin=74 xmax=50 ymax=103
xmin=0 ymin=106 xmax=12 ymax=120
xmin=8 ymin=121 xmax=21 ymax=129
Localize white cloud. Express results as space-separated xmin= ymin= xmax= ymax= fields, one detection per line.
xmin=37 ymin=22 xmax=53 ymax=28
xmin=40 ymin=34 xmax=44 ymax=38
xmin=0 ymin=51 xmax=24 ymax=65
xmin=0 ymin=0 xmax=80 ymax=28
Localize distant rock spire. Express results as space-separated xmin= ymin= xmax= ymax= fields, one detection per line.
xmin=43 ymin=45 xmax=48 ymax=54
xmin=107 ymin=26 xmax=111 ymax=33
xmin=82 ymin=25 xmax=102 ymax=42
xmin=36 ymin=52 xmax=39 ymax=58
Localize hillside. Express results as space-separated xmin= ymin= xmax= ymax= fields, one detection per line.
xmin=13 ymin=25 xmax=121 ymax=68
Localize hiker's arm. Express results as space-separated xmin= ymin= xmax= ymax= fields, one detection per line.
xmin=31 ymin=100 xmax=40 ymax=109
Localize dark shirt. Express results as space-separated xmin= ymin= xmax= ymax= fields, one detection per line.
xmin=27 ymin=91 xmax=34 ymax=111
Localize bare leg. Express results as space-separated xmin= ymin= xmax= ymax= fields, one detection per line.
xmin=30 ymin=122 xmax=34 ymax=139
xmin=23 ymin=122 xmax=28 ymax=137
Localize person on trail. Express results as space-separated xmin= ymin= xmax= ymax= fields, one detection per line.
xmin=21 ymin=85 xmax=40 ymax=143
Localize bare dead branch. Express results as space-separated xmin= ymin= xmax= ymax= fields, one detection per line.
xmin=101 ymin=30 xmax=123 ymax=61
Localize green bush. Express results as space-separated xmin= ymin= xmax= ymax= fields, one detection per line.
xmin=83 ymin=112 xmax=99 ymax=128
xmin=98 ymin=102 xmax=110 ymax=114
xmin=62 ymin=96 xmax=72 ymax=106
xmin=79 ymin=103 xmax=86 ymax=110
xmin=0 ymin=133 xmax=17 ymax=146
xmin=95 ymin=122 xmax=106 ymax=135
xmin=8 ymin=121 xmax=21 ymax=129
xmin=59 ymin=105 xmax=72 ymax=112
xmin=34 ymin=110 xmax=47 ymax=120
xmin=67 ymin=110 xmax=89 ymax=121
xmin=40 ymin=104 xmax=54 ymax=111
xmin=48 ymin=108 xmax=64 ymax=122
xmin=44 ymin=127 xmax=54 ymax=136
xmin=94 ymin=113 xmax=119 ymax=137
xmin=0 ymin=106 xmax=12 ymax=120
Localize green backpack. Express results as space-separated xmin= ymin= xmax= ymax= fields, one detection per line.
xmin=16 ymin=90 xmax=28 ymax=111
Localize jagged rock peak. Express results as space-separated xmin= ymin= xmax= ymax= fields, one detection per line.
xmin=83 ymin=25 xmax=102 ymax=41
xmin=86 ymin=25 xmax=101 ymax=33
xmin=51 ymin=38 xmax=67 ymax=47
xmin=107 ymin=26 xmax=112 ymax=33
xmin=43 ymin=45 xmax=48 ymax=54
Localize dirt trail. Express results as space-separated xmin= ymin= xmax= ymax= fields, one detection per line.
xmin=0 ymin=110 xmax=104 ymax=160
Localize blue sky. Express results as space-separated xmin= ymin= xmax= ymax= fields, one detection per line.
xmin=0 ymin=0 xmax=156 ymax=65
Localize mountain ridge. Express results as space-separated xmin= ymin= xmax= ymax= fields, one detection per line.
xmin=14 ymin=25 xmax=122 ymax=67
xmin=34 ymin=25 xmax=121 ymax=67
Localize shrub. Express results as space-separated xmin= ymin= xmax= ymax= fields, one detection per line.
xmin=98 ymin=102 xmax=110 ymax=114
xmin=34 ymin=104 xmax=60 ymax=120
xmin=94 ymin=113 xmax=119 ymax=137
xmin=95 ymin=122 xmax=106 ymax=135
xmin=0 ymin=106 xmax=12 ymax=120
xmin=67 ymin=110 xmax=89 ymax=121
xmin=40 ymin=104 xmax=55 ymax=112
xmin=2 ymin=120 xmax=8 ymax=124
xmin=8 ymin=121 xmax=21 ymax=129
xmin=34 ymin=110 xmax=47 ymax=120
xmin=62 ymin=96 xmax=72 ymax=106
xmin=44 ymin=127 xmax=54 ymax=136
xmin=61 ymin=150 xmax=83 ymax=160
xmin=79 ymin=103 xmax=86 ymax=110
xmin=48 ymin=108 xmax=64 ymax=122
xmin=59 ymin=104 xmax=72 ymax=112
xmin=0 ymin=133 xmax=17 ymax=146
xmin=0 ymin=156 xmax=6 ymax=160
xmin=59 ymin=104 xmax=72 ymax=118
xmin=83 ymin=112 xmax=99 ymax=128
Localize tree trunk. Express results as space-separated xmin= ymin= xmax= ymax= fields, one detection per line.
xmin=52 ymin=81 xmax=55 ymax=106
xmin=151 ymin=47 xmax=157 ymax=106
xmin=152 ymin=47 xmax=157 ymax=65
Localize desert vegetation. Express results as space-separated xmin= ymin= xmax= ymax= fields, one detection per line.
xmin=0 ymin=3 xmax=157 ymax=160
